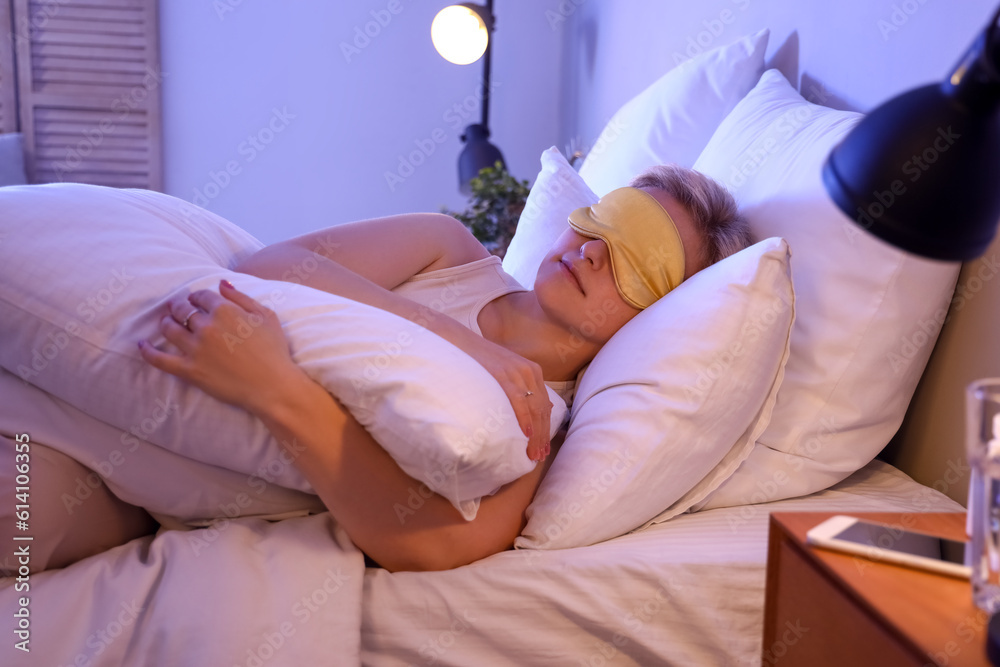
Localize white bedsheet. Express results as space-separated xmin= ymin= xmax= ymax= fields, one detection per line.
xmin=0 ymin=460 xmax=963 ymax=667
xmin=361 ymin=461 xmax=964 ymax=666
xmin=0 ymin=515 xmax=365 ymax=667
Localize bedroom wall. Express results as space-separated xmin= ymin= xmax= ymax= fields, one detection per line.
xmin=560 ymin=0 xmax=999 ymax=151
xmin=158 ymin=1 xmax=564 ymax=244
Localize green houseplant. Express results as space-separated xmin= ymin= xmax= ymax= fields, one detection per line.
xmin=444 ymin=162 xmax=529 ymax=258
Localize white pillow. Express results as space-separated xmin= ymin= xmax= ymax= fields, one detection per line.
xmin=517 ymin=237 xmax=794 ymax=549
xmin=502 ymin=147 xmax=599 ymax=288
xmin=0 ymin=184 xmax=567 ymax=521
xmin=691 ymin=70 xmax=962 ymax=510
xmin=578 ymin=29 xmax=769 ymax=197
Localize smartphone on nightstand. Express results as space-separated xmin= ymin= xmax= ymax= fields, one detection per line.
xmin=805 ymin=515 xmax=971 ymax=579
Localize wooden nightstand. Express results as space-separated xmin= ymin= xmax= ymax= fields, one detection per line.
xmin=764 ymin=512 xmax=992 ymax=666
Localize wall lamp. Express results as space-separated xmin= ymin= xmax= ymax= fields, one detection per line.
xmin=432 ymin=1 xmax=506 ymax=193
xmin=823 ymin=4 xmax=1000 ymax=261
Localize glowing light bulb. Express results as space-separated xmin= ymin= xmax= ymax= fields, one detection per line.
xmin=431 ymin=5 xmax=488 ymax=65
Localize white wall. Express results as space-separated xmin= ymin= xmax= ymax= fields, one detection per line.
xmin=560 ymin=0 xmax=1000 ymax=154
xmin=159 ymin=1 xmax=565 ymax=244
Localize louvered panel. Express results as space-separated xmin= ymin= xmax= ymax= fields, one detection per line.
xmin=36 ymin=17 xmax=144 ymax=36
xmin=32 ymin=30 xmax=147 ymax=49
xmin=34 ymin=42 xmax=145 ymax=61
xmin=15 ymin=0 xmax=162 ymax=190
xmin=37 ymin=132 xmax=148 ymax=150
xmin=51 ymin=6 xmax=144 ymax=23
xmin=0 ymin=1 xmax=17 ymax=133
xmin=29 ymin=102 xmax=151 ymax=183
xmin=34 ymin=67 xmax=151 ymax=91
xmin=33 ymin=56 xmax=151 ymax=75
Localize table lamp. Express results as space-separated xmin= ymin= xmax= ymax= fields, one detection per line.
xmin=431 ymin=2 xmax=507 ymax=193
xmin=822 ymin=5 xmax=1000 ymax=261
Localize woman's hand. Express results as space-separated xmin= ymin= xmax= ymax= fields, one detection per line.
xmin=138 ymin=280 xmax=304 ymax=415
xmin=449 ymin=331 xmax=553 ymax=463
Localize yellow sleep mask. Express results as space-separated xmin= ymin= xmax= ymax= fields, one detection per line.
xmin=567 ymin=187 xmax=686 ymax=309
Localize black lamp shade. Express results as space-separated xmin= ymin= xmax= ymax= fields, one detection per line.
xmin=823 ymin=24 xmax=1000 ymax=261
xmin=458 ymin=123 xmax=505 ymax=193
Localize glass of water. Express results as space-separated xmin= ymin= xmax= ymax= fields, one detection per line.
xmin=967 ymin=378 xmax=1000 ymax=612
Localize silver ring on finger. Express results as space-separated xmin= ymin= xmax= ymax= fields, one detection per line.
xmin=181 ymin=308 xmax=201 ymax=331
xmin=523 ymin=390 xmax=534 ymax=398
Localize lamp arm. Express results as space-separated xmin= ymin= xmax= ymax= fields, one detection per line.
xmin=481 ymin=8 xmax=492 ymax=131
xmin=945 ymin=3 xmax=1000 ymax=111
xmin=460 ymin=0 xmax=495 ymax=132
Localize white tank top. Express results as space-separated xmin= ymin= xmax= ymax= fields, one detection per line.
xmin=393 ymin=256 xmax=575 ymax=406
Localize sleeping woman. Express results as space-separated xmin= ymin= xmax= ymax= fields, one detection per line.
xmin=137 ymin=165 xmax=750 ymax=572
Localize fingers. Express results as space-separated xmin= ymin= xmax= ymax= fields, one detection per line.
xmin=185 ymin=286 xmax=227 ymax=315
xmin=216 ymin=279 xmax=268 ymax=315
xmin=166 ymin=296 xmax=202 ymax=331
xmin=523 ymin=391 xmax=553 ymax=463
xmin=504 ymin=361 xmax=551 ymax=463
xmin=137 ymin=338 xmax=186 ymax=378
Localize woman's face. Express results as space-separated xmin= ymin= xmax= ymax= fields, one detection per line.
xmin=533 ymin=189 xmax=704 ymax=345
xmin=534 ymin=227 xmax=642 ymax=345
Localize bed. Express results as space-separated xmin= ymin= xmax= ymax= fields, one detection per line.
xmin=0 ymin=4 xmax=991 ymax=666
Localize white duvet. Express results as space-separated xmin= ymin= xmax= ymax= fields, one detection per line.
xmin=0 ymin=459 xmax=962 ymax=667
xmin=0 ymin=515 xmax=365 ymax=667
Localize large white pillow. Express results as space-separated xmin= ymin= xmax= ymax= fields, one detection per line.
xmin=0 ymin=184 xmax=567 ymax=521
xmin=691 ymin=70 xmax=962 ymax=511
xmin=504 ymin=146 xmax=795 ymax=548
xmin=578 ymin=29 xmax=769 ymax=197
xmin=502 ymin=147 xmax=599 ymax=288
xmin=517 ymin=236 xmax=794 ymax=549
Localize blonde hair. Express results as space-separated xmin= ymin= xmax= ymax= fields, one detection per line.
xmin=630 ymin=165 xmax=750 ymax=271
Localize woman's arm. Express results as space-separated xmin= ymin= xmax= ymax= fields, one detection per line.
xmin=139 ymin=283 xmax=552 ymax=571
xmin=235 ymin=214 xmax=552 ymax=459
xmin=235 ymin=212 xmax=487 ymax=291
